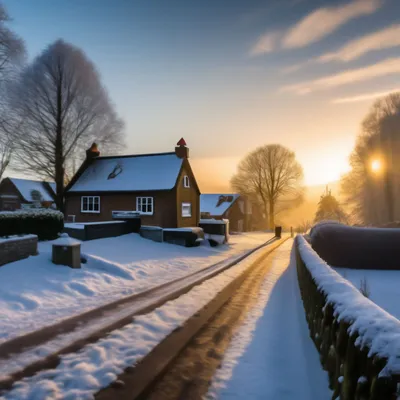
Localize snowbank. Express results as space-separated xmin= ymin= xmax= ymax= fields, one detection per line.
xmin=296 ymin=235 xmax=400 ymax=397
xmin=0 ymin=232 xmax=274 ymax=344
xmin=2 ymin=233 xmax=277 ymax=400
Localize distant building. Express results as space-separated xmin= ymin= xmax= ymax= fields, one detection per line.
xmin=64 ymin=139 xmax=201 ymax=228
xmin=0 ymin=177 xmax=56 ymax=211
xmin=200 ymin=194 xmax=255 ymax=232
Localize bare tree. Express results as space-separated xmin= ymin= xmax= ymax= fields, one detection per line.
xmin=0 ymin=3 xmax=25 ymax=180
xmin=0 ymin=132 xmax=11 ymax=180
xmin=341 ymin=93 xmax=400 ymax=225
xmin=10 ymin=39 xmax=124 ymax=210
xmin=231 ymin=144 xmax=304 ymax=229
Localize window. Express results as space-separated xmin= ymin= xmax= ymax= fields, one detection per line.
xmin=183 ymin=175 xmax=190 ymax=188
xmin=182 ymin=202 xmax=192 ymax=217
xmin=137 ymin=197 xmax=154 ymax=215
xmin=81 ymin=196 xmax=100 ymax=213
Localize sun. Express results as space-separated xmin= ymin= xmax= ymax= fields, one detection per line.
xmin=371 ymin=159 xmax=382 ymax=173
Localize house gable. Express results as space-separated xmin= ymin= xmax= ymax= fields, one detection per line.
xmin=175 ymin=160 xmax=201 ymax=227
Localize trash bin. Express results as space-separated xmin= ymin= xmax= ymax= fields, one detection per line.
xmin=275 ymin=226 xmax=282 ymax=238
xmin=52 ymin=237 xmax=81 ymax=269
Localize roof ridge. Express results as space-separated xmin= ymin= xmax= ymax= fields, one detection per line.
xmin=9 ymin=177 xmax=50 ymax=183
xmin=97 ymin=151 xmax=176 ymax=160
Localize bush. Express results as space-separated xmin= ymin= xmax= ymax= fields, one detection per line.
xmin=0 ymin=209 xmax=64 ymax=240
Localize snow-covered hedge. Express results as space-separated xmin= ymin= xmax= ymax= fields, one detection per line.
xmin=295 ymin=234 xmax=400 ymax=399
xmin=309 ymin=221 xmax=400 ymax=269
xmin=0 ymin=210 xmax=64 ymax=240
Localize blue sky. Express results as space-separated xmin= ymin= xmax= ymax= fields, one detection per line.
xmin=3 ymin=0 xmax=400 ymax=188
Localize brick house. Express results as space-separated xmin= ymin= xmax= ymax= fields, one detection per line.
xmin=0 ymin=177 xmax=55 ymax=211
xmin=200 ymin=194 xmax=254 ymax=233
xmin=64 ymin=139 xmax=200 ymax=228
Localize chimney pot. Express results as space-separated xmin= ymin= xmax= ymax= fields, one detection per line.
xmin=86 ymin=142 xmax=100 ymax=160
xmin=175 ymin=138 xmax=189 ymax=159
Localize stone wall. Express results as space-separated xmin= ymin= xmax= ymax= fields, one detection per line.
xmin=140 ymin=226 xmax=163 ymax=243
xmin=0 ymin=235 xmax=38 ymax=267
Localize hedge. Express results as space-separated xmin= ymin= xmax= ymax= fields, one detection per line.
xmin=0 ymin=210 xmax=64 ymax=240
xmin=309 ymin=221 xmax=400 ymax=269
xmin=295 ymin=235 xmax=400 ymax=400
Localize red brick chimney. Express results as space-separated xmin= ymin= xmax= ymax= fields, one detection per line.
xmin=86 ymin=143 xmax=100 ymax=160
xmin=175 ymin=138 xmax=189 ymax=159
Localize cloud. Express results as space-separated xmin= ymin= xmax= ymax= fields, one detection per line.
xmin=280 ymin=57 xmax=400 ymax=94
xmin=332 ymin=88 xmax=400 ymax=104
xmin=283 ymin=24 xmax=400 ymax=74
xmin=282 ymin=0 xmax=382 ymax=49
xmin=319 ymin=24 xmax=400 ymax=63
xmin=250 ymin=32 xmax=279 ymax=56
xmin=251 ymin=0 xmax=382 ymax=56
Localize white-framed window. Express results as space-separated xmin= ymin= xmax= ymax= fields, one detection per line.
xmin=183 ymin=175 xmax=190 ymax=188
xmin=137 ymin=197 xmax=154 ymax=215
xmin=81 ymin=196 xmax=100 ymax=213
xmin=182 ymin=202 xmax=192 ymax=217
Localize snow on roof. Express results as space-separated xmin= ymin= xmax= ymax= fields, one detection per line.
xmin=9 ymin=178 xmax=55 ymax=202
xmin=200 ymin=194 xmax=240 ymax=216
xmin=68 ymin=153 xmax=184 ymax=193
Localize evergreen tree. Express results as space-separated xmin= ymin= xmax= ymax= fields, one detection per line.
xmin=314 ymin=186 xmax=348 ymax=223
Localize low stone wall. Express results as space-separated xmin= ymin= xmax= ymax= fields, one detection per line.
xmin=140 ymin=226 xmax=163 ymax=243
xmin=64 ymin=221 xmax=135 ymax=241
xmin=0 ymin=235 xmax=38 ymax=267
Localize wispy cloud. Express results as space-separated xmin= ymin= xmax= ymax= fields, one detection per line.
xmin=282 ymin=0 xmax=382 ymax=49
xmin=332 ymin=88 xmax=400 ymax=104
xmin=250 ymin=0 xmax=382 ymax=56
xmin=250 ymin=32 xmax=279 ymax=56
xmin=319 ymin=24 xmax=400 ymax=63
xmin=284 ymin=24 xmax=400 ymax=73
xmin=280 ymin=57 xmax=400 ymax=95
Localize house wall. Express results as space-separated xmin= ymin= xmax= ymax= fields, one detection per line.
xmin=0 ymin=179 xmax=24 ymax=211
xmin=176 ymin=162 xmax=200 ymax=227
xmin=224 ymin=199 xmax=245 ymax=232
xmin=64 ymin=190 xmax=178 ymax=228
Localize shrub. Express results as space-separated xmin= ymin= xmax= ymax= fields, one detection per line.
xmin=0 ymin=209 xmax=64 ymax=240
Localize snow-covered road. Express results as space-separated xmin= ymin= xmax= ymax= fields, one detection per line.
xmin=0 ymin=232 xmax=273 ymax=343
xmin=208 ymin=240 xmax=331 ymax=399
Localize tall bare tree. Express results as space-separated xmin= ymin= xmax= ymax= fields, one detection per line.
xmin=341 ymin=93 xmax=400 ymax=225
xmin=0 ymin=3 xmax=25 ymax=180
xmin=10 ymin=39 xmax=124 ymax=210
xmin=231 ymin=144 xmax=304 ymax=229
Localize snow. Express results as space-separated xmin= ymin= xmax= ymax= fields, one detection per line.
xmin=200 ymin=194 xmax=240 ymax=216
xmin=68 ymin=153 xmax=183 ymax=192
xmin=0 ymin=234 xmax=37 ymax=244
xmin=0 ymin=231 xmax=274 ymax=344
xmin=207 ymin=240 xmax=331 ymax=400
xmin=335 ymin=267 xmax=400 ymax=321
xmin=64 ymin=221 xmax=125 ymax=230
xmin=2 ymin=233 xmax=279 ymax=400
xmin=297 ymin=235 xmax=400 ymax=377
xmin=64 ymin=223 xmax=85 ymax=230
xmin=200 ymin=218 xmax=228 ymax=225
xmin=52 ymin=237 xmax=81 ymax=246
xmin=9 ymin=178 xmax=55 ymax=202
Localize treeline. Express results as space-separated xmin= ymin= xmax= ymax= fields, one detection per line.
xmin=341 ymin=93 xmax=400 ymax=226
xmin=0 ymin=3 xmax=125 ymax=211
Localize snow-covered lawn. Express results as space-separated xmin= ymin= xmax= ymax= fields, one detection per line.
xmin=3 ymin=233 xmax=277 ymax=400
xmin=208 ymin=240 xmax=331 ymax=400
xmin=0 ymin=231 xmax=273 ymax=343
xmin=335 ymin=267 xmax=400 ymax=320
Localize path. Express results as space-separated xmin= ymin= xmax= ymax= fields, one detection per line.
xmin=208 ymin=239 xmax=332 ymax=399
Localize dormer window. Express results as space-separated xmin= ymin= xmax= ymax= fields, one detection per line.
xmin=183 ymin=175 xmax=190 ymax=188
